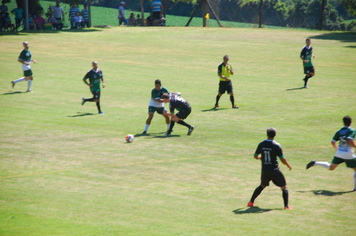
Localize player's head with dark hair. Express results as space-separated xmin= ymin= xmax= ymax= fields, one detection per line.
xmin=343 ymin=116 xmax=352 ymax=126
xmin=161 ymin=93 xmax=169 ymax=99
xmin=267 ymin=128 xmax=276 ymax=138
xmin=306 ymin=38 xmax=311 ymax=45
xmin=154 ymin=79 xmax=161 ymax=90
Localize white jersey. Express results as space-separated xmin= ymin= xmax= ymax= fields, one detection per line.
xmin=148 ymin=98 xmax=164 ymax=108
xmin=333 ymin=126 xmax=356 ymax=160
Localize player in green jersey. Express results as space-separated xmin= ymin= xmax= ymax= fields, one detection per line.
xmin=11 ymin=41 xmax=37 ymax=92
xmin=307 ymin=116 xmax=356 ymax=191
xmin=300 ymin=38 xmax=315 ymax=88
xmin=142 ymin=79 xmax=171 ymax=134
xmin=81 ymin=61 xmax=106 ymax=114
xmin=215 ymin=55 xmax=238 ymax=109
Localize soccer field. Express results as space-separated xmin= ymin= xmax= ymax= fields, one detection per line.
xmin=0 ymin=27 xmax=356 ymax=236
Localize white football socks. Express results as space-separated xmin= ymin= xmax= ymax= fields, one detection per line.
xmin=167 ymin=124 xmax=170 ymax=129
xmin=144 ymin=124 xmax=149 ymax=132
xmin=27 ymin=80 xmax=32 ymax=91
xmin=13 ymin=77 xmax=25 ymax=83
xmin=315 ymin=161 xmax=331 ymax=169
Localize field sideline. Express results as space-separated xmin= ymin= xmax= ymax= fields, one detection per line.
xmin=0 ymin=27 xmax=356 ymax=236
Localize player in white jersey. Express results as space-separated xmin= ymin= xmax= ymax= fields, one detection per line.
xmin=11 ymin=41 xmax=36 ymax=92
xmin=307 ymin=116 xmax=356 ymax=191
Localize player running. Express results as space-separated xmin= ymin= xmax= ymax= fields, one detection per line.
xmin=162 ymin=93 xmax=194 ymax=136
xmin=11 ymin=41 xmax=36 ymax=92
xmin=81 ymin=61 xmax=105 ymax=114
xmin=306 ymin=116 xmax=356 ymax=191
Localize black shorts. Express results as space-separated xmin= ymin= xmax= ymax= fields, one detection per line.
xmin=218 ymin=81 xmax=233 ymax=94
xmin=152 ymin=11 xmax=161 ymax=20
xmin=261 ymin=170 xmax=286 ymax=187
xmin=176 ymin=107 xmax=191 ymax=120
xmin=91 ymin=90 xmax=100 ymax=100
xmin=304 ymin=66 xmax=315 ymax=75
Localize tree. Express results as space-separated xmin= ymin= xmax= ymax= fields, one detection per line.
xmin=341 ymin=0 xmax=356 ymax=16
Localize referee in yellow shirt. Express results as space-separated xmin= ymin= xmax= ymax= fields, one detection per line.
xmin=215 ymin=55 xmax=238 ymax=109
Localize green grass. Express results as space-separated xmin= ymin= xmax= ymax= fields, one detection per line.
xmin=0 ymin=27 xmax=356 ymax=236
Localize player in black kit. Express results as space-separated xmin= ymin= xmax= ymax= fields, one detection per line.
xmin=161 ymin=93 xmax=194 ymax=136
xmin=247 ymin=128 xmax=292 ymax=210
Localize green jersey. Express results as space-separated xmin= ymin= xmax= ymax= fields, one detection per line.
xmin=300 ymin=46 xmax=313 ymax=68
xmin=84 ymin=69 xmax=103 ymax=92
xmin=149 ymin=86 xmax=169 ymax=108
xmin=332 ymin=126 xmax=356 ymax=159
xmin=19 ymin=49 xmax=32 ymax=71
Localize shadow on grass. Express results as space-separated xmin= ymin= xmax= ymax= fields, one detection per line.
xmin=286 ymin=87 xmax=305 ymax=91
xmin=299 ymin=189 xmax=355 ymax=196
xmin=232 ymin=207 xmax=277 ymax=214
xmin=68 ymin=112 xmax=96 ymax=117
xmin=310 ymin=32 xmax=356 ymax=44
xmin=0 ymin=28 xmax=102 ymax=37
xmin=134 ymin=131 xmax=165 ymax=137
xmin=201 ymin=107 xmax=229 ymax=112
xmin=1 ymin=91 xmax=25 ymax=95
xmin=134 ymin=132 xmax=181 ymax=138
xmin=153 ymin=134 xmax=180 ymax=138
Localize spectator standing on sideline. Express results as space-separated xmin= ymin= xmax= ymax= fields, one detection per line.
xmin=300 ymin=38 xmax=315 ymax=88
xmin=0 ymin=1 xmax=8 ymax=18
xmin=11 ymin=4 xmax=23 ymax=30
xmin=69 ymin=4 xmax=79 ymax=28
xmin=162 ymin=93 xmax=194 ymax=136
xmin=151 ymin=0 xmax=162 ymax=21
xmin=142 ymin=79 xmax=171 ymax=135
xmin=247 ymin=128 xmax=292 ymax=210
xmin=11 ymin=41 xmax=37 ymax=92
xmin=306 ymin=116 xmax=356 ymax=191
xmin=81 ymin=4 xmax=89 ymax=27
xmin=51 ymin=1 xmax=64 ymax=21
xmin=82 ymin=61 xmax=105 ymax=115
xmin=215 ymin=55 xmax=239 ymax=109
xmin=118 ymin=1 xmax=128 ymax=26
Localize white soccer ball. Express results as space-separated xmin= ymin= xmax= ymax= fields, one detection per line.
xmin=125 ymin=134 xmax=134 ymax=143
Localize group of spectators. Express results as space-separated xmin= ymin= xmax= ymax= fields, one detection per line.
xmin=68 ymin=3 xmax=89 ymax=29
xmin=0 ymin=0 xmax=90 ymax=31
xmin=0 ymin=0 xmax=22 ymax=31
xmin=118 ymin=0 xmax=166 ymax=27
xmin=1 ymin=0 xmax=168 ymax=31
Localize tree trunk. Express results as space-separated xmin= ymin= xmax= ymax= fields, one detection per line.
xmin=259 ymin=0 xmax=263 ymax=28
xmin=319 ymin=0 xmax=326 ymax=30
